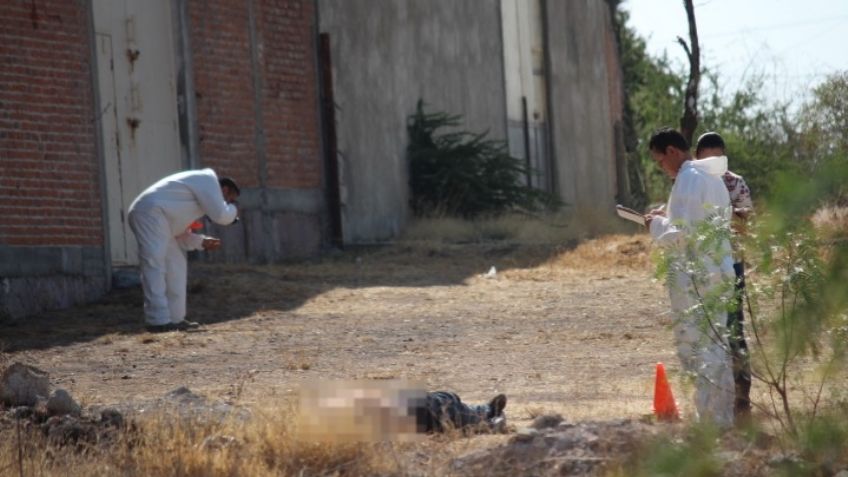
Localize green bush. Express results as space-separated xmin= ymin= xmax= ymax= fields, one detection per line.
xmin=406 ymin=100 xmax=554 ymax=218
xmin=620 ymin=424 xmax=722 ymax=477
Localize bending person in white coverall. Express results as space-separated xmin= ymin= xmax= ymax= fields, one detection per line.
xmin=128 ymin=169 xmax=239 ymax=332
xmin=644 ymin=128 xmax=736 ymax=429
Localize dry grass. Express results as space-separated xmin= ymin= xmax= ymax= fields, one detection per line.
xmin=10 ymin=220 xmax=841 ymax=475
xmin=0 ymin=230 xmax=662 ymax=476
xmin=812 ymin=205 xmax=848 ymax=240
xmin=0 ymin=408 xmax=404 ymax=476
xmin=401 ymin=209 xmax=637 ymax=245
xmin=0 ymin=399 xmax=525 ymax=477
xmin=547 ymin=234 xmax=653 ymax=271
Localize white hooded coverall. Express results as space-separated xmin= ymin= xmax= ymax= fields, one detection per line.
xmin=127 ymin=169 xmax=237 ymax=326
xmin=649 ymin=156 xmax=736 ymax=428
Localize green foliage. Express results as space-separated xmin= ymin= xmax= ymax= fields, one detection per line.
xmin=696 ymin=74 xmax=801 ymax=201
xmin=798 ymin=71 xmax=848 ymax=167
xmin=406 ymin=100 xmax=554 ymax=218
xmin=623 ymin=424 xmax=722 ymax=477
xmin=796 ymin=414 xmax=848 ymax=475
xmin=614 ymin=3 xmax=847 ymax=204
xmin=614 ymin=8 xmax=684 ymax=204
xmin=756 ymin=159 xmax=848 ymax=363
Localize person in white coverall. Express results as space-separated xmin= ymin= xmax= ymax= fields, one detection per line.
xmin=644 ymin=128 xmax=736 ymax=429
xmin=128 ymin=169 xmax=239 ymax=332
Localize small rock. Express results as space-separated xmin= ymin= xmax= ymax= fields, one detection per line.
xmin=99 ymin=408 xmax=124 ymax=428
xmin=42 ymin=415 xmax=95 ymax=445
xmin=1 ymin=363 xmax=51 ymax=407
xmin=513 ymin=427 xmax=540 ymax=442
xmin=46 ymin=389 xmax=81 ymax=417
xmin=166 ymin=386 xmax=201 ymax=401
xmin=10 ymin=406 xmax=33 ymax=419
xmin=531 ymin=413 xmax=564 ymax=430
xmin=33 ymin=397 xmax=50 ymax=419
xmin=834 ymin=471 xmax=848 ymax=477
xmin=768 ymin=453 xmax=802 ymax=467
xmin=716 ymin=450 xmax=742 ymax=463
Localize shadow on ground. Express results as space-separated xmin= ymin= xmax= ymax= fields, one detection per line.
xmin=0 ymin=241 xmax=580 ymax=353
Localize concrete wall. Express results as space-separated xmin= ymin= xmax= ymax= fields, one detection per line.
xmin=318 ymin=0 xmax=508 ymax=243
xmin=0 ymin=247 xmax=106 ymax=319
xmin=545 ymin=0 xmax=620 ymax=212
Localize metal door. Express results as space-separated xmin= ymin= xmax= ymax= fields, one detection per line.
xmin=93 ymin=0 xmax=182 ymax=266
xmin=501 ymin=0 xmax=551 ymax=192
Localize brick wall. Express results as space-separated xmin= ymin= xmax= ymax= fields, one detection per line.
xmin=0 ymin=0 xmax=102 ymax=247
xmin=189 ymin=0 xmax=259 ymax=188
xmin=258 ymin=0 xmax=322 ymax=189
xmin=189 ymin=0 xmax=322 ymax=190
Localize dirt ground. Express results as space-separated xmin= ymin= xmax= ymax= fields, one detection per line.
xmin=1 ymin=234 xmax=677 ymax=426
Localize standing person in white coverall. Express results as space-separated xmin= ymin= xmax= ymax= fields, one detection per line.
xmin=644 ymin=128 xmax=736 ymax=428
xmin=128 ymin=169 xmax=239 ymax=332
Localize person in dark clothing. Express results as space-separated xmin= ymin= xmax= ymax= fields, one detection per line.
xmin=413 ymin=391 xmax=507 ymax=433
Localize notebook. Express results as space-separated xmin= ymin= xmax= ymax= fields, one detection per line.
xmin=616 ymin=205 xmax=646 ymax=226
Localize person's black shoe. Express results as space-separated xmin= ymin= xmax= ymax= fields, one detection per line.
xmin=145 ymin=323 xmax=179 ymax=333
xmin=173 ymin=320 xmax=202 ymax=331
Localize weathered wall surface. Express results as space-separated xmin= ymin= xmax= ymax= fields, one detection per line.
xmin=189 ymin=0 xmax=325 ymax=261
xmin=318 ymin=0 xmax=508 ymax=243
xmin=0 ymin=0 xmax=107 ymax=319
xmin=545 ymin=0 xmax=620 ymax=212
xmin=0 ymin=0 xmax=326 ymax=319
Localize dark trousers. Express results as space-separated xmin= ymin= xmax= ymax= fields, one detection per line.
xmin=728 ymin=261 xmax=752 ymax=416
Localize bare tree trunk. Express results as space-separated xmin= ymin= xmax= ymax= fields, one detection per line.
xmin=677 ymin=0 xmax=700 ymax=146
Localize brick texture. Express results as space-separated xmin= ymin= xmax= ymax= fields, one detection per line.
xmin=0 ymin=0 xmax=102 ymax=247
xmin=190 ymin=0 xmax=322 ymax=190
xmin=189 ymin=0 xmax=259 ymax=188
xmin=258 ymin=0 xmax=322 ymax=189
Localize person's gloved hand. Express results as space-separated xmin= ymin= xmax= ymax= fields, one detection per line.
xmin=202 ymin=237 xmax=222 ymax=251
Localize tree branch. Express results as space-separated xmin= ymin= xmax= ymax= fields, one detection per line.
xmin=676 ymin=36 xmax=691 ymax=62
xmin=679 ymin=0 xmax=700 ymax=145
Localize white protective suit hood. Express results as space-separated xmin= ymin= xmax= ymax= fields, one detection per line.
xmin=689 ymin=155 xmax=728 ymax=176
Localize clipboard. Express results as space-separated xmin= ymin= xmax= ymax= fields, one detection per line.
xmin=616 ymin=204 xmax=646 ymax=226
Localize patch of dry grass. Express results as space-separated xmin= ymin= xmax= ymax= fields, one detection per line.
xmin=401 ymin=208 xmax=638 ymax=245
xmin=812 ymin=205 xmax=848 ymax=240
xmin=547 ymin=234 xmax=653 ymax=272
xmin=0 ymin=406 xmax=455 ymax=477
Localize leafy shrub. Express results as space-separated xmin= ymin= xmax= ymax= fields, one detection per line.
xmin=407 ymin=100 xmax=554 ymax=218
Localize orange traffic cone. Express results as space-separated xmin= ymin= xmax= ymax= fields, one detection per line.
xmin=653 ymin=362 xmax=680 ymax=421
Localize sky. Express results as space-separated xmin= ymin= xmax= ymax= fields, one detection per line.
xmin=623 ymin=0 xmax=848 ymax=107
